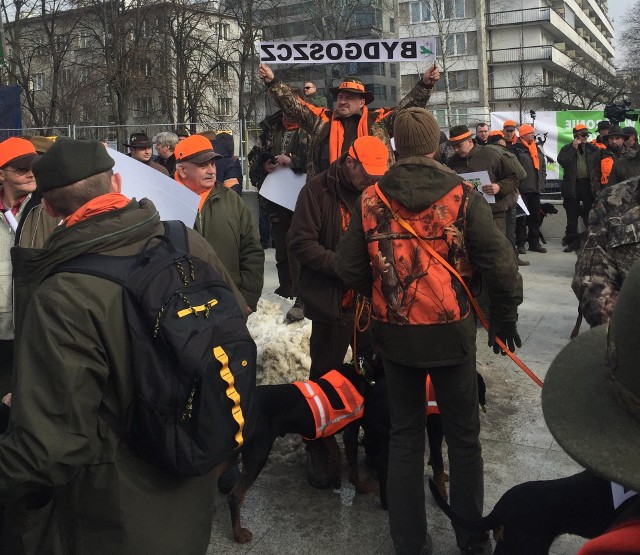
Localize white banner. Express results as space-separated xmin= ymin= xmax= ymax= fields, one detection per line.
xmin=259 ymin=38 xmax=436 ymax=64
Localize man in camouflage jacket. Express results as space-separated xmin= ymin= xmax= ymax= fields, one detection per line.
xmin=572 ymin=176 xmax=640 ymax=327
xmin=258 ymin=62 xmax=440 ymax=178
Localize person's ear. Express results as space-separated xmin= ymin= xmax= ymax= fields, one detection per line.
xmin=41 ymin=197 xmax=61 ymax=218
xmin=112 ymin=172 xmax=123 ymax=193
xmin=359 ymin=98 xmax=366 ymax=109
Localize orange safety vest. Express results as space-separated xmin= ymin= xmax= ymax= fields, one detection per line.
xmin=293 ymin=369 xmax=365 ymax=440
xmin=360 ymin=183 xmax=474 ymax=325
xmin=425 ymin=375 xmax=440 ymax=416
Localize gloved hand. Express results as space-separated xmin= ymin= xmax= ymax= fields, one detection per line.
xmin=488 ymin=321 xmax=522 ymax=355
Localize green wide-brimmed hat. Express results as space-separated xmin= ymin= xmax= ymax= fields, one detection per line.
xmin=329 ymin=76 xmax=374 ymax=105
xmin=542 ymin=259 xmax=640 ymax=492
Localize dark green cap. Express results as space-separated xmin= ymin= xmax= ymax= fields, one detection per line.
xmin=33 ymin=137 xmax=115 ymax=192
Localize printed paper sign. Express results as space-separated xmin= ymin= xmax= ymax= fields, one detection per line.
xmin=259 ymin=166 xmax=307 ymax=212
xmin=259 ymin=38 xmax=436 ymax=64
xmin=459 ymin=171 xmax=495 ymax=204
xmin=110 ymin=148 xmax=200 ymax=226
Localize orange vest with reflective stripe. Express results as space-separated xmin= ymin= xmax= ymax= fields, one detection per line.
xmin=360 ymin=183 xmax=474 ymax=325
xmin=293 ymin=370 xmax=364 ymax=440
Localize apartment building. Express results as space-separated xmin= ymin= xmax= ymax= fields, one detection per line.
xmin=398 ymin=0 xmax=616 ymax=127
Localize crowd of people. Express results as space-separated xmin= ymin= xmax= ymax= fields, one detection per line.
xmin=0 ymin=60 xmax=637 ymax=555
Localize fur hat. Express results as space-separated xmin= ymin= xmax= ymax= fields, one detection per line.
xmin=33 ymin=138 xmax=115 ymax=192
xmin=542 ymin=259 xmax=640 ymax=491
xmin=329 ymin=76 xmax=374 ymax=105
xmin=393 ymin=108 xmax=441 ymax=157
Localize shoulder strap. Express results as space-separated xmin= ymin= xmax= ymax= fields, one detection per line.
xmin=373 ymin=183 xmax=542 ymax=388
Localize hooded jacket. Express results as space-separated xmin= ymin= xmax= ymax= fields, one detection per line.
xmin=266 ymin=77 xmax=435 ymax=178
xmin=4 ymin=199 xmax=246 ymax=554
xmin=336 ymin=157 xmax=522 ymax=367
xmin=447 ymin=144 xmax=519 ymax=214
xmin=213 ymin=134 xmax=243 ymax=194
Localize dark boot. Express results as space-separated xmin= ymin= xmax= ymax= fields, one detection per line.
xmin=306 ymin=441 xmax=330 ymax=488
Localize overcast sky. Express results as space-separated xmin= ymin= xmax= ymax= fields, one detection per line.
xmin=608 ymin=0 xmax=635 ymax=42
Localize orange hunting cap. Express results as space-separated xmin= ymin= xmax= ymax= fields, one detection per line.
xmin=488 ymin=130 xmax=504 ymax=138
xmin=503 ymin=119 xmax=517 ymax=130
xmin=519 ymin=124 xmax=535 ymax=136
xmin=0 ymin=137 xmax=37 ymax=169
xmin=573 ymin=123 xmax=590 ymax=135
xmin=348 ymin=136 xmax=388 ymax=177
xmin=175 ymin=135 xmax=222 ymax=165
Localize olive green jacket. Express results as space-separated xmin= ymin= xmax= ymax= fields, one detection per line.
xmin=3 ymin=199 xmax=246 ymax=554
xmin=195 ymin=183 xmax=264 ymax=311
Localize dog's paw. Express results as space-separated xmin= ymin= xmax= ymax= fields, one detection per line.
xmin=234 ymin=527 xmax=253 ymax=544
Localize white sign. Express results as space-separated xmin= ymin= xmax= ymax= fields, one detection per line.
xmin=259 ymin=38 xmax=436 ymax=64
xmin=259 ymin=166 xmax=307 ymax=212
xmin=459 ymin=171 xmax=495 ymax=204
xmin=109 ymin=148 xmax=200 ymax=226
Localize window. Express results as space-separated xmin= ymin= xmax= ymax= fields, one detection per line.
xmin=78 ymin=34 xmax=90 ymax=49
xmin=217 ymin=97 xmax=232 ymax=115
xmin=54 ymin=35 xmax=65 ymax=52
xmin=217 ymin=22 xmax=230 ymax=39
xmin=390 ymin=63 xmax=397 ymax=78
xmin=135 ymin=96 xmax=153 ymax=114
xmin=410 ymin=0 xmax=464 ymax=22
xmin=215 ymin=61 xmax=230 ymax=79
xmin=139 ymin=20 xmax=148 ymax=39
xmin=445 ymin=33 xmax=466 ymax=56
xmin=138 ymin=60 xmax=152 ymax=77
xmin=410 ymin=1 xmax=431 ymax=22
xmin=391 ymin=85 xmax=397 ymax=102
xmin=366 ymin=84 xmax=387 ymax=101
xmin=32 ymin=73 xmax=44 ymax=91
xmin=61 ymin=69 xmax=73 ymax=85
xmin=389 ymin=17 xmax=395 ymax=32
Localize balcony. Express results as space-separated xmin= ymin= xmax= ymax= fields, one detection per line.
xmin=488 ymin=45 xmax=570 ymax=66
xmin=489 ymin=85 xmax=553 ymax=102
xmin=486 ymin=7 xmax=551 ymax=26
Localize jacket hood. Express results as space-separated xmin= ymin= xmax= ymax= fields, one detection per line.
xmin=377 ymin=156 xmax=463 ymax=212
xmin=12 ymin=198 xmax=161 ymax=288
xmin=212 ymin=134 xmax=234 ymax=158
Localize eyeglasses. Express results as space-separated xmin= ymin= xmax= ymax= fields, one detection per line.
xmin=3 ymin=167 xmax=32 ymax=175
xmin=578 ymin=133 xmax=589 ymax=138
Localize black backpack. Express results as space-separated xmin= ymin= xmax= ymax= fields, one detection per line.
xmin=51 ymin=220 xmax=256 ymax=476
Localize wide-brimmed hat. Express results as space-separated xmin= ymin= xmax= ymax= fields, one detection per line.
xmin=607 ymin=125 xmax=630 ymax=139
xmin=0 ymin=137 xmax=38 ymax=169
xmin=448 ymin=125 xmax=473 ymax=145
xmin=542 ymin=259 xmax=640 ymax=492
xmin=329 ymin=76 xmax=374 ymax=105
xmin=124 ymin=132 xmax=153 ymax=148
xmin=597 ymin=120 xmax=612 ymax=132
xmin=348 ymin=136 xmax=388 ymax=176
xmin=623 ymin=126 xmax=638 ymax=138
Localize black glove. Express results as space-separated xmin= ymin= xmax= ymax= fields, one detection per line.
xmin=488 ymin=322 xmax=522 ymax=355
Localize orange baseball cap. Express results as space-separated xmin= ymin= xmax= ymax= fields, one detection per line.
xmin=573 ymin=123 xmax=590 ymax=134
xmin=503 ymin=120 xmax=517 ymax=129
xmin=488 ymin=130 xmax=504 ymax=138
xmin=348 ymin=136 xmax=388 ymax=177
xmin=175 ymin=135 xmax=222 ymax=165
xmin=519 ymin=124 xmax=535 ymax=136
xmin=0 ymin=137 xmax=37 ymax=169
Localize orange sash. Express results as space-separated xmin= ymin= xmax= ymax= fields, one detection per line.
xmin=329 ymin=106 xmax=369 ymax=164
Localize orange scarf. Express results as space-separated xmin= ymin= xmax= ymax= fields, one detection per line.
xmin=329 ymin=106 xmax=369 ymax=164
xmin=521 ymin=138 xmax=540 ymax=170
xmin=64 ymin=193 xmax=130 ymax=227
xmin=282 ymin=116 xmax=299 ymax=131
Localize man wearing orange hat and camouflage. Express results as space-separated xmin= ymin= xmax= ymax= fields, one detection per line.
xmin=0 ymin=137 xmax=58 ymax=396
xmin=289 ymin=135 xmax=388 ymax=488
xmin=513 ymin=123 xmax=548 ymax=253
xmin=175 ymin=134 xmax=264 ymax=312
xmin=557 ymin=123 xmax=600 ymax=252
xmin=258 ymin=62 xmax=440 ymax=178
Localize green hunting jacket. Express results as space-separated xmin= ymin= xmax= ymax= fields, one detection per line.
xmin=3 ymin=199 xmax=246 ymax=554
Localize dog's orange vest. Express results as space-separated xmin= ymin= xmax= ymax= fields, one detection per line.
xmin=293 ymin=370 xmax=365 ymax=440
xmin=360 ymin=183 xmax=474 ymax=325
xmin=425 ymin=375 xmax=440 ymax=416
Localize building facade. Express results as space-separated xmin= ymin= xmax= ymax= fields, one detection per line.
xmin=398 ymin=0 xmax=616 ymax=127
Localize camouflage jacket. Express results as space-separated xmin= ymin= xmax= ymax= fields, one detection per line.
xmin=265 ymin=78 xmax=435 ymax=178
xmin=572 ymin=177 xmax=640 ymax=327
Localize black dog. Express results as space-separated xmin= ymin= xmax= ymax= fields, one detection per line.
xmin=429 ymin=470 xmax=627 ymax=554
xmin=227 ymin=363 xmax=381 ymax=543
xmin=538 ymin=202 xmax=558 ymax=244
